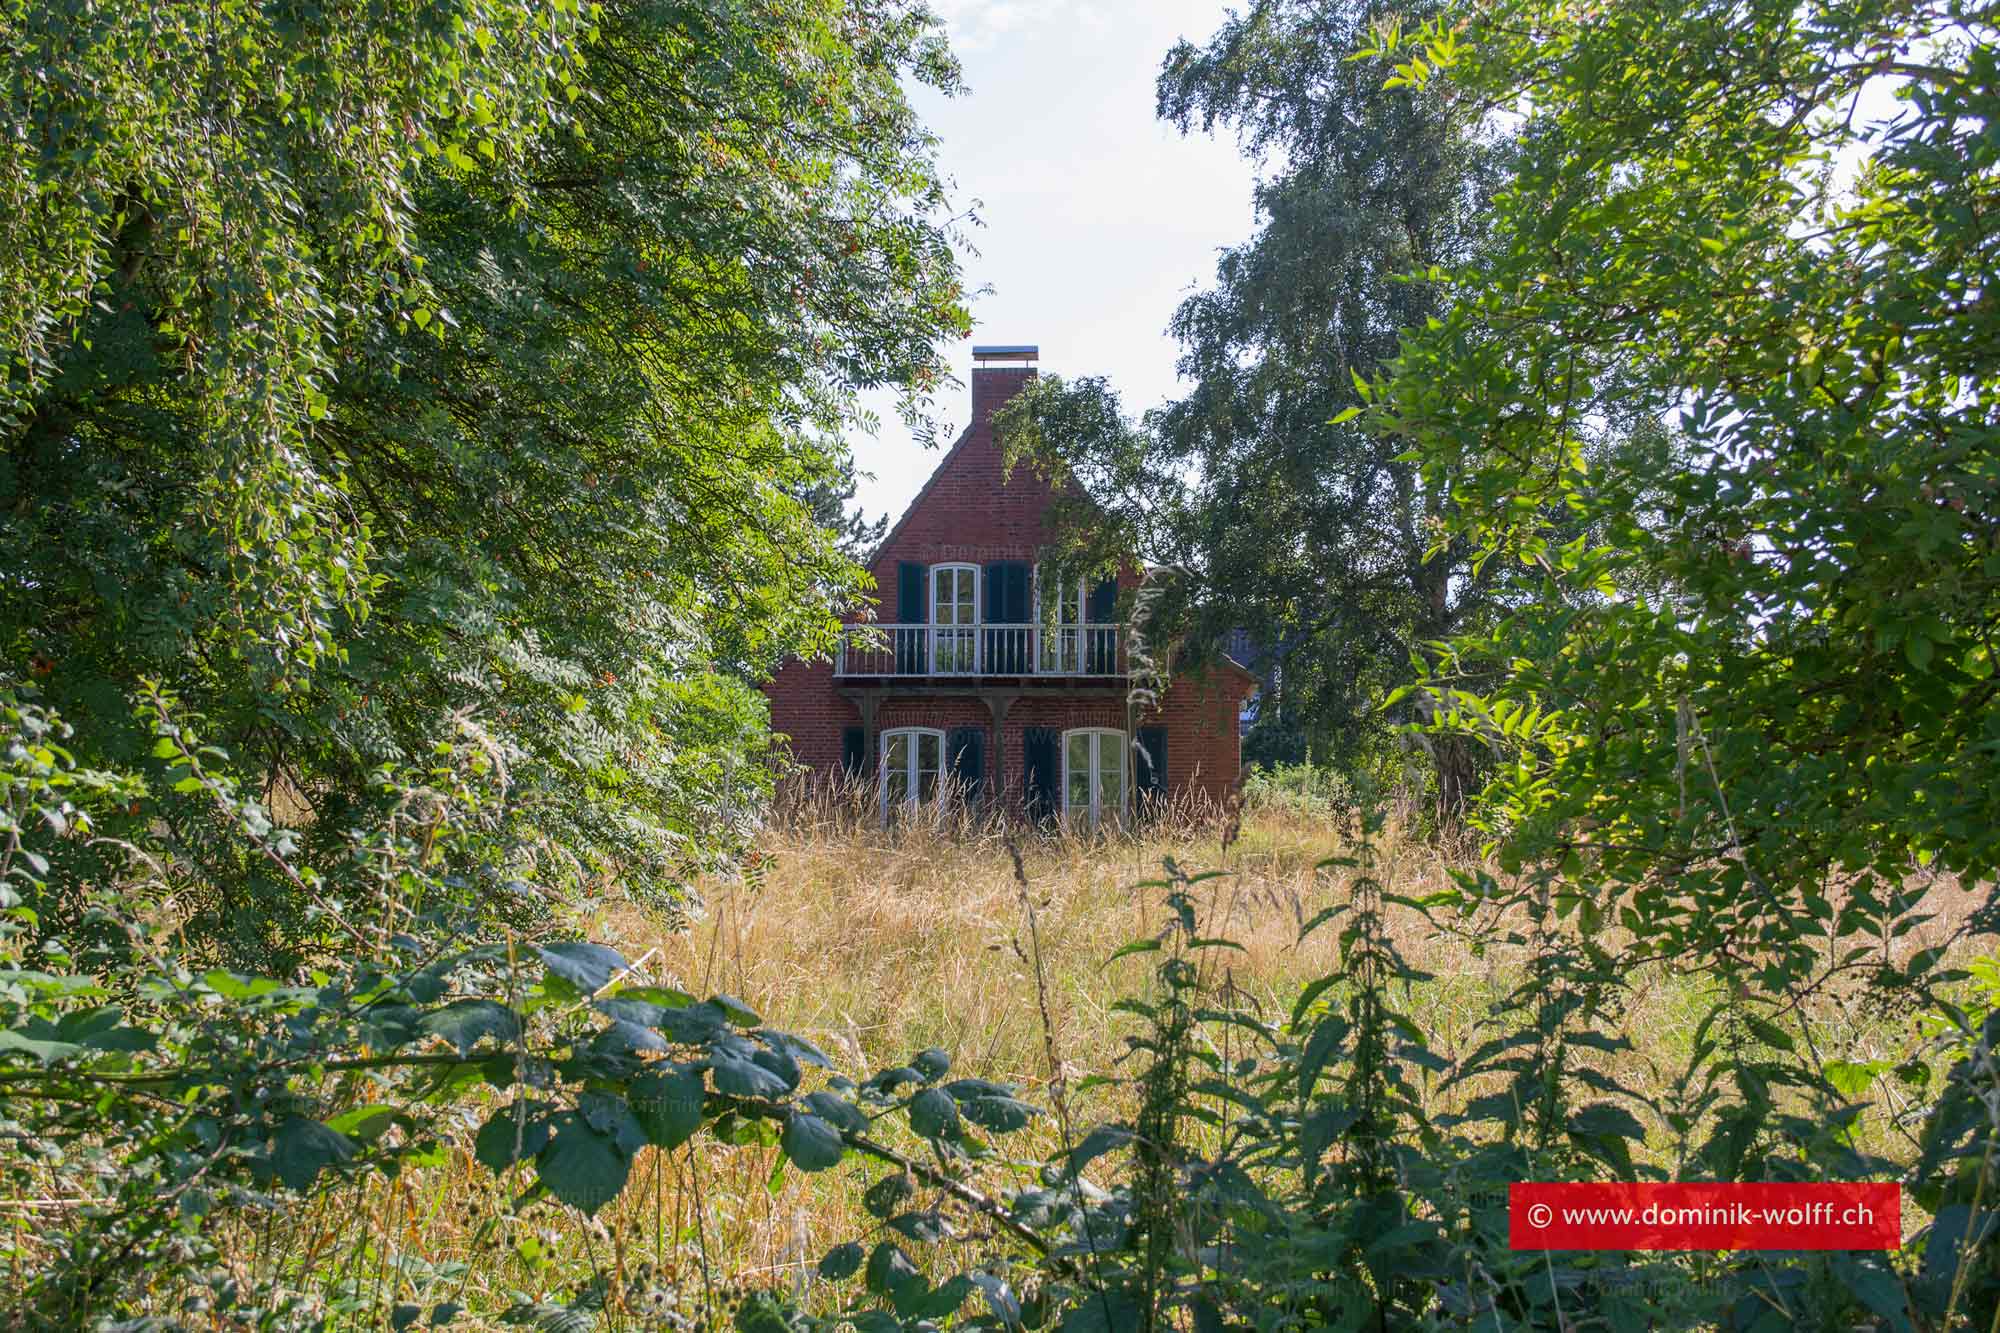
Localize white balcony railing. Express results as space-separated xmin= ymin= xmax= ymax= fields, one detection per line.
xmin=834 ymin=623 xmax=1122 ymax=678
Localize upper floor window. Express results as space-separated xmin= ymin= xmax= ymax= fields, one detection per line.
xmin=1062 ymin=727 xmax=1127 ymax=828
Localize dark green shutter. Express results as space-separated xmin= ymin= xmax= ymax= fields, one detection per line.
xmin=840 ymin=726 xmax=866 ymax=778
xmin=981 ymin=563 xmax=1007 ymax=673
xmin=1023 ymin=727 xmax=1060 ymax=823
xmin=896 ymin=562 xmax=928 ymax=673
xmin=897 ymin=562 xmax=927 ymax=623
xmin=982 ymin=564 xmax=1004 ymax=622
xmin=1004 ymin=562 xmax=1031 ymax=621
xmin=1136 ymin=726 xmax=1167 ymax=802
xmin=983 ymin=560 xmax=1031 ymax=671
xmin=1086 ymin=576 xmax=1117 ymax=623
xmin=1086 ymin=576 xmax=1119 ymax=674
xmin=947 ymin=726 xmax=985 ymax=800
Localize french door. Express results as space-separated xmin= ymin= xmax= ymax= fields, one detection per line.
xmin=1038 ymin=572 xmax=1083 ymax=673
xmin=1062 ymin=728 xmax=1126 ymax=828
xmin=881 ymin=728 xmax=944 ymax=819
xmin=931 ymin=564 xmax=977 ymax=673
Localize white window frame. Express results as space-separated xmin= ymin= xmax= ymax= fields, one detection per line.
xmin=1034 ymin=564 xmax=1088 ymax=673
xmin=1060 ymin=727 xmax=1128 ymax=829
xmin=880 ymin=726 xmax=946 ymax=821
xmin=930 ymin=563 xmax=979 ymax=673
xmin=1032 ymin=565 xmax=1088 ymax=625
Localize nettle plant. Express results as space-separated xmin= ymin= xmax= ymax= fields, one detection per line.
xmin=1031 ymin=828 xmax=1999 ymax=1332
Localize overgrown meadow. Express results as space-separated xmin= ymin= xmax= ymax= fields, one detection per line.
xmin=2 ymin=749 xmax=1994 ymax=1329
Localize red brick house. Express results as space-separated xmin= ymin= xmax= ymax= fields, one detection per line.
xmin=764 ymin=346 xmax=1256 ymax=824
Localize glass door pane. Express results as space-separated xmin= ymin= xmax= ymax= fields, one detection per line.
xmin=884 ymin=732 xmax=910 ymax=807
xmin=934 ymin=567 xmax=976 ymax=673
xmin=1096 ymin=734 xmax=1125 ymax=812
xmin=917 ymin=731 xmax=942 ymax=802
xmin=1065 ymin=731 xmax=1092 ymax=816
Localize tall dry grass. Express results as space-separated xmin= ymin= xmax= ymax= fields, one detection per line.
xmin=199 ymin=785 xmax=1992 ymax=1325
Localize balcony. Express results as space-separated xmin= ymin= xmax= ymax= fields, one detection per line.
xmin=834 ymin=623 xmax=1123 ymax=679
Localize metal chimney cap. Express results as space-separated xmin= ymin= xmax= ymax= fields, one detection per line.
xmin=971 ymin=344 xmax=1038 ymax=360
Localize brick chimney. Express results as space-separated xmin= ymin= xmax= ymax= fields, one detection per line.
xmin=970 ymin=344 xmax=1038 ymax=425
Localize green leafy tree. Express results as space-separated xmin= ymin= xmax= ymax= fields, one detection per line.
xmin=1363 ymin=0 xmax=1999 ymax=1302
xmin=1 ymin=0 xmax=970 ymax=958
xmin=1374 ymin=0 xmax=2000 ymax=967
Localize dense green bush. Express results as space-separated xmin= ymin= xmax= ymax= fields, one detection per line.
xmin=1241 ymin=762 xmax=1357 ymax=822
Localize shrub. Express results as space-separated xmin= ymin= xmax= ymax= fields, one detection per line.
xmin=1241 ymin=762 xmax=1357 ymax=822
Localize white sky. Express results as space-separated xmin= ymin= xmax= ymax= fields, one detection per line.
xmin=850 ymin=0 xmax=1261 ymax=527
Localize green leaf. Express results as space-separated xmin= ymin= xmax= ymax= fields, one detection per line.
xmin=897 ymin=1273 xmax=974 ymax=1319
xmin=1834 ymin=1255 xmax=1914 ymax=1333
xmin=802 ymin=1091 xmax=869 ymax=1132
xmin=1056 ymin=1290 xmax=1141 ymax=1333
xmin=709 ymin=993 xmax=760 ymax=1026
xmin=577 ymin=1091 xmax=648 ymax=1155
xmin=614 ymin=984 xmax=697 ymax=1009
xmin=863 ymin=1241 xmax=918 ymax=1296
xmin=1742 ymin=1014 xmax=1795 ymax=1053
xmin=474 ymin=1101 xmax=553 ymax=1172
xmin=1062 ymin=1123 xmax=1132 ymax=1179
xmin=0 ymin=1028 xmax=82 ymax=1062
xmin=1567 ymin=1102 xmax=1647 ymax=1141
xmin=630 ymin=1066 xmax=706 ymax=1150
xmin=910 ymin=1047 xmax=950 ymax=1081
xmin=710 ymin=1056 xmax=789 ymax=1099
xmin=817 ymin=1241 xmax=864 ymax=1281
xmin=326 ymin=1103 xmax=405 ymax=1145
xmin=862 ymin=1066 xmax=925 ymax=1098
xmin=419 ymin=999 xmax=519 ymax=1054
xmin=886 ymin=1210 xmax=948 ymax=1243
xmin=758 ymin=1028 xmax=833 ymax=1069
xmin=655 ymin=1003 xmax=726 ymax=1044
xmin=272 ymin=1115 xmax=356 ymax=1191
xmin=537 ymin=942 xmax=628 ymax=992
xmin=907 ymin=1087 xmax=958 ymax=1140
xmin=956 ymin=1093 xmax=1037 ymax=1133
xmin=849 ymin=1313 xmax=900 ymax=1333
xmin=750 ymin=1046 xmax=801 ymax=1093
xmin=536 ymin=1114 xmax=631 ymax=1216
xmin=863 ymin=1172 xmax=914 ymax=1218
xmin=780 ymin=1112 xmax=845 ymax=1171
xmin=1823 ymin=1059 xmax=1881 ymax=1100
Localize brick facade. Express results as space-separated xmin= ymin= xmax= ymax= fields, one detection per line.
xmin=763 ymin=353 xmax=1255 ymax=812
